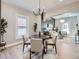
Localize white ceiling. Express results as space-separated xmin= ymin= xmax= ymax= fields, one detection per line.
xmin=53 ymin=12 xmax=79 ymax=19
xmin=2 ymin=0 xmax=79 ymax=12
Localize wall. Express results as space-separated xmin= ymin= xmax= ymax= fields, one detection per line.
xmin=1 ymin=2 xmax=36 ymax=44
xmin=36 ymin=16 xmax=41 ymax=32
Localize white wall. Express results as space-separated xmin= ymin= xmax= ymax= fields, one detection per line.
xmin=1 ymin=2 xmax=36 ymax=44
xmin=36 ymin=16 xmax=41 ymax=32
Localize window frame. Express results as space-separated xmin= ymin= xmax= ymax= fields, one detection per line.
xmin=16 ymin=14 xmax=29 ymax=39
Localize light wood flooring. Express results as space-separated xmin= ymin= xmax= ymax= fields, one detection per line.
xmin=0 ymin=44 xmax=57 ymax=59
xmin=0 ymin=37 xmax=79 ymax=59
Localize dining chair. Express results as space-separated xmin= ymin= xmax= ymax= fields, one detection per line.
xmin=45 ymin=36 xmax=57 ymax=53
xmin=30 ymin=38 xmax=44 ymax=59
xmin=22 ymin=35 xmax=31 ymax=52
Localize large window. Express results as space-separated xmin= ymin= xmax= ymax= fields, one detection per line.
xmin=16 ymin=14 xmax=29 ymax=39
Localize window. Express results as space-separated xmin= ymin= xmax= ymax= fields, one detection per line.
xmin=62 ymin=23 xmax=69 ymax=34
xmin=16 ymin=14 xmax=29 ymax=39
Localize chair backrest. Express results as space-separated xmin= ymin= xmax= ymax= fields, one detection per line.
xmin=55 ymin=36 xmax=57 ymax=44
xmin=52 ymin=36 xmax=57 ymax=44
xmin=22 ymin=35 xmax=28 ymax=44
xmin=31 ymin=38 xmax=43 ymax=52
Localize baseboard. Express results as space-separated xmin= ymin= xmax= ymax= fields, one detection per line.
xmin=5 ymin=41 xmax=23 ymax=48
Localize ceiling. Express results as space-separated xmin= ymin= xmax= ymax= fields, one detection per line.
xmin=53 ymin=12 xmax=79 ymax=19
xmin=2 ymin=0 xmax=79 ymax=12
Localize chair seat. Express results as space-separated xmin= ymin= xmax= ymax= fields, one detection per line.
xmin=24 ymin=40 xmax=31 ymax=45
xmin=46 ymin=39 xmax=55 ymax=44
xmin=25 ymin=39 xmax=30 ymax=43
xmin=45 ymin=36 xmax=57 ymax=54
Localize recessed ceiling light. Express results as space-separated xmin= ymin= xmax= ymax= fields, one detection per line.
xmin=59 ymin=0 xmax=63 ymax=2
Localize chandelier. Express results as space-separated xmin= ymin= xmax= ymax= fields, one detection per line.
xmin=33 ymin=0 xmax=45 ymax=16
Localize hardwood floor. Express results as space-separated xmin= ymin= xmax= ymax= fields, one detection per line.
xmin=0 ymin=44 xmax=57 ymax=59
xmin=0 ymin=37 xmax=79 ymax=59
xmin=57 ymin=37 xmax=79 ymax=59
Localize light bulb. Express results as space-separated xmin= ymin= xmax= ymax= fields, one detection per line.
xmin=60 ymin=19 xmax=65 ymax=23
xmin=59 ymin=0 xmax=63 ymax=2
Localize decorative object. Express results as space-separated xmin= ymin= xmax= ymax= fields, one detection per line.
xmin=76 ymin=24 xmax=79 ymax=31
xmin=39 ymin=31 xmax=41 ymax=38
xmin=0 ymin=18 xmax=8 ymax=43
xmin=47 ymin=24 xmax=49 ymax=27
xmin=33 ymin=23 xmax=37 ymax=32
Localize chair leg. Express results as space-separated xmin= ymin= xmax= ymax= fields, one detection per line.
xmin=55 ymin=45 xmax=57 ymax=54
xmin=29 ymin=49 xmax=31 ymax=59
xmin=23 ymin=44 xmax=25 ymax=52
xmin=45 ymin=41 xmax=48 ymax=53
xmin=42 ymin=50 xmax=44 ymax=59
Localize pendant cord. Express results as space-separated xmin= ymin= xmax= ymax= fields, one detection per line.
xmin=39 ymin=0 xmax=40 ymax=9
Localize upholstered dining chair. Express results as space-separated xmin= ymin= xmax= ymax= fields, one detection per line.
xmin=45 ymin=36 xmax=57 ymax=53
xmin=22 ymin=35 xmax=31 ymax=52
xmin=30 ymin=38 xmax=44 ymax=59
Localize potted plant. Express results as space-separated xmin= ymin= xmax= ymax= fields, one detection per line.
xmin=0 ymin=18 xmax=8 ymax=43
